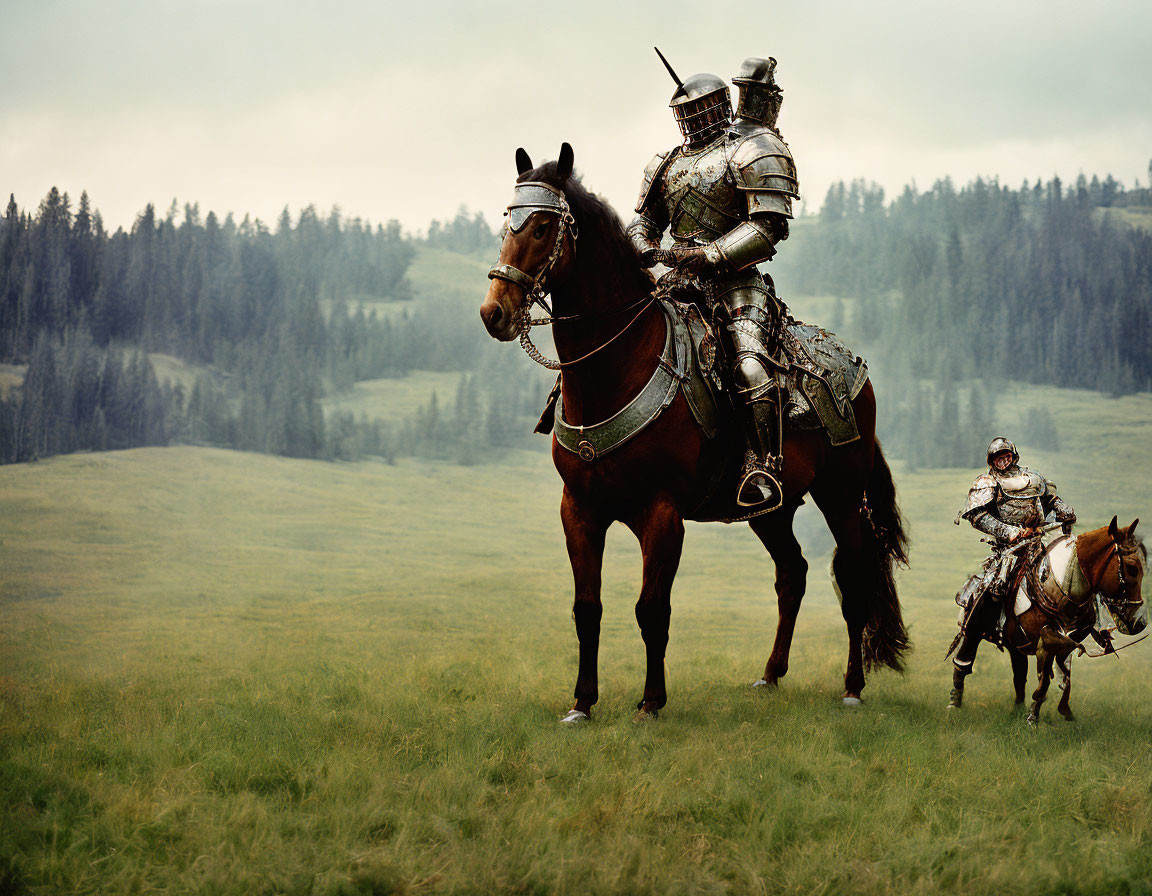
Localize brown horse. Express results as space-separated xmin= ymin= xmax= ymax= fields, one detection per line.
xmin=480 ymin=144 xmax=909 ymax=720
xmin=1000 ymin=517 xmax=1146 ymax=724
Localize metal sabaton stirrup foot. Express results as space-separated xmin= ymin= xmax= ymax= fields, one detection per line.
xmin=736 ymin=453 xmax=783 ymax=510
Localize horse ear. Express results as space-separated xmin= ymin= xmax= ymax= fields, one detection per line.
xmin=516 ymin=148 xmax=533 ymax=175
xmin=1109 ymin=516 xmax=1119 ymax=538
xmin=557 ymin=142 xmax=574 ymax=180
xmin=1126 ymin=518 xmax=1139 ymax=538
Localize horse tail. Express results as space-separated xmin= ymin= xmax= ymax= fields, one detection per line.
xmin=861 ymin=440 xmax=910 ymax=672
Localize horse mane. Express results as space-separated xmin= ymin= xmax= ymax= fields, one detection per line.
xmin=1130 ymin=533 xmax=1147 ymax=565
xmin=520 ymin=161 xmax=655 ymax=296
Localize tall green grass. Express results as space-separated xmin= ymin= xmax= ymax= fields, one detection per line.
xmin=2 ymin=379 xmax=1151 ymax=894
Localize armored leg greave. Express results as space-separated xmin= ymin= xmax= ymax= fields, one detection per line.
xmin=720 ymin=279 xmax=785 ymax=509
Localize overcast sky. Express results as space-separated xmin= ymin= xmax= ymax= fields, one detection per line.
xmin=3 ymin=0 xmax=1150 ymax=233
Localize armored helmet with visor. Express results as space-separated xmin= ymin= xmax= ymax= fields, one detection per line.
xmin=670 ymin=73 xmax=732 ymax=146
xmin=986 ymin=436 xmax=1019 ymax=468
xmin=732 ymin=57 xmax=783 ymax=130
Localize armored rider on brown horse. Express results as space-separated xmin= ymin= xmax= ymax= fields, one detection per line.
xmin=949 ymin=438 xmax=1147 ymax=722
xmin=480 ymin=54 xmax=909 ymax=721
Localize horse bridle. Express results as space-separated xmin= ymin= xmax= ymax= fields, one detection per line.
xmin=487 ymin=181 xmax=655 ymax=371
xmin=1102 ymin=535 xmax=1145 ymax=611
xmin=488 ymin=181 xmax=578 ymax=321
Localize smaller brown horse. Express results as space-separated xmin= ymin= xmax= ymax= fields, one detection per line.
xmin=996 ymin=517 xmax=1146 ymax=724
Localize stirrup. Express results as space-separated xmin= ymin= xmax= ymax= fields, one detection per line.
xmin=737 ymin=454 xmax=783 ymax=510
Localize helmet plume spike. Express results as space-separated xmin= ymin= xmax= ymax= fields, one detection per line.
xmin=654 ymin=46 xmax=683 ymax=90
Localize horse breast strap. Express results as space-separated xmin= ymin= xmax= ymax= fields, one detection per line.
xmin=553 ymin=302 xmax=693 ymax=461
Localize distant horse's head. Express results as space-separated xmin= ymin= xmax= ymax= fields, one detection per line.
xmin=1084 ymin=517 xmax=1147 ymax=636
xmin=481 ymin=143 xmax=579 ymax=341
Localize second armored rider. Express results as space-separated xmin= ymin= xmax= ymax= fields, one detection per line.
xmin=947 ymin=437 xmax=1077 ymax=707
xmin=627 ymin=55 xmax=799 ymax=509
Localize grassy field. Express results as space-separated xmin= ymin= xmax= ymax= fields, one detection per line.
xmin=2 ymin=382 xmax=1151 ymax=894
xmin=0 ymin=364 xmax=24 ymax=399
xmin=321 ymin=372 xmax=464 ymax=425
xmin=1099 ymin=205 xmax=1152 ymax=234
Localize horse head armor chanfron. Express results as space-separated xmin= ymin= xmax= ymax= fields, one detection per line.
xmin=488 ymin=181 xmax=576 ymax=303
xmin=481 ymin=144 xmax=578 ymax=343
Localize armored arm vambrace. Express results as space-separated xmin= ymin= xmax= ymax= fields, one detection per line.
xmin=626 ymin=213 xmax=664 ymax=261
xmin=1046 ymin=493 xmax=1077 ymax=523
xmin=706 ymin=215 xmax=785 ymax=271
xmin=968 ymin=510 xmax=1023 ymax=543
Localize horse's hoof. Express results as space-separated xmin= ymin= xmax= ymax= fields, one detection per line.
xmin=1060 ymin=712 xmax=1075 ymax=723
xmin=632 ymin=708 xmax=659 ymax=722
xmin=842 ymin=696 xmax=863 ymax=707
xmin=560 ymin=709 xmax=589 ymax=725
xmin=752 ymin=678 xmax=770 ymax=688
xmin=1026 ymin=713 xmax=1038 ymax=726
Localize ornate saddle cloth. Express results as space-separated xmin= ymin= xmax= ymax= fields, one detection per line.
xmin=778 ymin=316 xmax=869 ymax=447
xmin=536 ymin=299 xmax=866 ymax=439
xmin=535 ymin=299 xmax=870 ymax=522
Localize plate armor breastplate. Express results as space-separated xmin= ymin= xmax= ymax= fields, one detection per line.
xmin=658 ymin=138 xmax=743 ymax=245
xmin=992 ymin=469 xmax=1047 ymax=528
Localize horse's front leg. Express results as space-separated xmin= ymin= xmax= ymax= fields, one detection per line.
xmin=1056 ymin=652 xmax=1075 ymax=721
xmin=1009 ymin=646 xmax=1029 ymax=706
xmin=561 ymin=487 xmax=609 ymax=722
xmin=1028 ymin=639 xmax=1057 ymax=725
xmin=626 ymin=497 xmax=685 ymax=718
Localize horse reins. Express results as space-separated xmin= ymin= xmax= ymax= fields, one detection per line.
xmin=488 ymin=181 xmax=655 ymax=371
xmin=1086 ymin=539 xmax=1148 ymax=657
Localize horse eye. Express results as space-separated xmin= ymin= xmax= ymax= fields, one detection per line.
xmin=533 ymin=222 xmax=549 ymax=240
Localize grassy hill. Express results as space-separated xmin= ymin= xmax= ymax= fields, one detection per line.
xmin=1100 ymin=205 xmax=1152 ymax=233
xmin=320 ymin=371 xmax=465 ymax=425
xmin=320 ymin=248 xmax=493 ymax=321
xmin=2 ymin=374 xmax=1151 ymax=894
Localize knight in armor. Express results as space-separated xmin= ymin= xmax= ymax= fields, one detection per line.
xmin=729 ymin=56 xmax=784 ymax=138
xmin=947 ymin=437 xmax=1077 ymax=707
xmin=627 ymin=53 xmax=799 ymax=509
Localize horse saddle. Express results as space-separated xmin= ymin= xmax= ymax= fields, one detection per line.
xmin=535 ymin=301 xmax=869 ymax=450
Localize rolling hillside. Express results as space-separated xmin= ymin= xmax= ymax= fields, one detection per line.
xmin=2 ymin=376 xmax=1150 ymax=894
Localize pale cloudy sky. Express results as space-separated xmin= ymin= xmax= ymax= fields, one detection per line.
xmin=3 ymin=0 xmax=1150 ymax=232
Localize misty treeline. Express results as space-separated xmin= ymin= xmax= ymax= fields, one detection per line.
xmin=395 ymin=354 xmax=552 ymax=466
xmin=770 ymin=172 xmax=1151 ymax=466
xmin=0 ymin=189 xmax=526 ymax=464
xmin=3 ymin=169 xmax=1148 ymax=470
